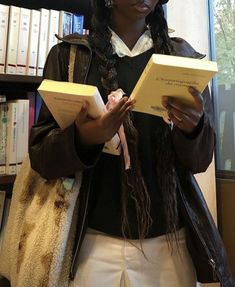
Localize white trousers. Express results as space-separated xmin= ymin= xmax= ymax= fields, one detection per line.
xmin=69 ymin=228 xmax=197 ymax=287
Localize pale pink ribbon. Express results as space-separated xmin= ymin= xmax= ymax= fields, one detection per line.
xmin=106 ymin=89 xmax=131 ymax=170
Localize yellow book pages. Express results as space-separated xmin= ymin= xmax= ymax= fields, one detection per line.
xmin=38 ymin=79 xmax=121 ymax=155
xmin=130 ymin=54 xmax=218 ymax=117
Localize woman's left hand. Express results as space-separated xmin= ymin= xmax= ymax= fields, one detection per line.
xmin=161 ymin=86 xmax=204 ymax=133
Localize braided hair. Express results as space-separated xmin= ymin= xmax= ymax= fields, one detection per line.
xmin=90 ymin=0 xmax=178 ymax=245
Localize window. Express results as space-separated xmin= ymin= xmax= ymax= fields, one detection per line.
xmin=209 ymin=0 xmax=235 ymax=171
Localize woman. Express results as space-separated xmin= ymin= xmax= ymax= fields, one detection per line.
xmin=29 ymin=0 xmax=235 ymax=286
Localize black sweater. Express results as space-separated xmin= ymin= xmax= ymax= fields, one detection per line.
xmin=87 ymin=49 xmax=183 ymax=238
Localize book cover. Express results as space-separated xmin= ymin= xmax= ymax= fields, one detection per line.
xmin=59 ymin=10 xmax=73 ymax=38
xmin=130 ymin=53 xmax=218 ymax=117
xmin=38 ymin=79 xmax=121 ymax=155
xmin=0 ymin=103 xmax=8 ymax=175
xmin=5 ymin=6 xmax=20 ymax=74
xmin=16 ymin=7 xmax=31 ymax=75
xmin=0 ymin=4 xmax=9 ymax=74
xmin=5 ymin=101 xmax=18 ymax=175
xmin=46 ymin=9 xmax=59 ymax=55
xmin=72 ymin=14 xmax=84 ymax=35
xmin=37 ymin=8 xmax=49 ymax=76
xmin=26 ymin=9 xmax=40 ymax=76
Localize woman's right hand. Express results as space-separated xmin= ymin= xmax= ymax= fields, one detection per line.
xmin=75 ymin=96 xmax=135 ymax=146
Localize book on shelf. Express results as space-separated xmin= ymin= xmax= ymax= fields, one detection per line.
xmin=16 ymin=99 xmax=29 ymax=173
xmin=16 ymin=7 xmax=31 ymax=75
xmin=0 ymin=190 xmax=6 ymax=231
xmin=0 ymin=95 xmax=6 ymax=103
xmin=35 ymin=92 xmax=42 ymax=124
xmin=0 ymin=103 xmax=8 ymax=175
xmin=5 ymin=6 xmax=20 ymax=74
xmin=59 ymin=10 xmax=73 ymax=38
xmin=37 ymin=8 xmax=49 ymax=76
xmin=5 ymin=101 xmax=18 ymax=175
xmin=72 ymin=14 xmax=84 ymax=35
xmin=38 ymin=79 xmax=121 ymax=156
xmin=26 ymin=9 xmax=40 ymax=76
xmin=0 ymin=4 xmax=9 ymax=74
xmin=0 ymin=195 xmax=11 ymax=248
xmin=28 ymin=92 xmax=36 ymax=132
xmin=130 ymin=53 xmax=218 ymax=117
xmin=47 ymin=9 xmax=60 ymax=55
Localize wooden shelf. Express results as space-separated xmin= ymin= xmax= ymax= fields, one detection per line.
xmin=0 ymin=74 xmax=42 ymax=93
xmin=0 ymin=175 xmax=16 ymax=186
xmin=0 ymin=74 xmax=42 ymax=84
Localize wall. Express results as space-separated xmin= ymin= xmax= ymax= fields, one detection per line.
xmin=167 ymin=1 xmax=219 ymax=287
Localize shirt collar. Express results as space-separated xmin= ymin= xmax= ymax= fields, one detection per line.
xmin=109 ymin=27 xmax=153 ymax=58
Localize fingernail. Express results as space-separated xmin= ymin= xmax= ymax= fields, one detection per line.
xmin=188 ymin=86 xmax=195 ymax=93
xmin=161 ymin=96 xmax=168 ymax=107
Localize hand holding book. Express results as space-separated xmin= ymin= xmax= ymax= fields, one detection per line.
xmin=74 ymin=96 xmax=134 ymax=146
xmin=38 ymin=80 xmax=135 ymax=156
xmin=130 ymin=53 xmax=218 ymax=121
xmin=161 ymin=86 xmax=204 ymax=133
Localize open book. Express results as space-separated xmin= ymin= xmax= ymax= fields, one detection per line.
xmin=38 ymin=79 xmax=121 ymax=155
xmin=130 ymin=53 xmax=218 ymax=117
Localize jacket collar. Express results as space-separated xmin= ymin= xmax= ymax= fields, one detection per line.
xmin=56 ymin=33 xmax=206 ymax=60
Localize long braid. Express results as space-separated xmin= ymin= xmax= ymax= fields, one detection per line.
xmin=148 ymin=5 xmax=179 ymax=245
xmin=90 ymin=0 xmax=152 ymax=243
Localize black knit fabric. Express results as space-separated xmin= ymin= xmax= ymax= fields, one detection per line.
xmin=87 ymin=48 xmax=183 ymax=239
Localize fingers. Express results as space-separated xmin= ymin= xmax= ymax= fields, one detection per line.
xmin=162 ymin=87 xmax=204 ymax=133
xmin=188 ymin=86 xmax=203 ymax=107
xmin=108 ymin=97 xmax=135 ymax=120
xmin=75 ymin=101 xmax=89 ymax=127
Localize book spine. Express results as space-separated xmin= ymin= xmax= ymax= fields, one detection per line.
xmin=16 ymin=100 xmax=29 ymax=173
xmin=46 ymin=9 xmax=59 ymax=55
xmin=0 ymin=190 xmax=6 ymax=231
xmin=59 ymin=11 xmax=73 ymax=38
xmin=28 ymin=92 xmax=36 ymax=134
xmin=36 ymin=8 xmax=49 ymax=76
xmin=0 ymin=196 xmax=11 ymax=247
xmin=103 ymin=135 xmax=121 ymax=156
xmin=92 ymin=92 xmax=121 ymax=155
xmin=72 ymin=14 xmax=84 ymax=35
xmin=0 ymin=103 xmax=8 ymax=175
xmin=16 ymin=7 xmax=31 ymax=75
xmin=5 ymin=6 xmax=20 ymax=74
xmin=26 ymin=9 xmax=40 ymax=76
xmin=35 ymin=93 xmax=42 ymax=123
xmin=0 ymin=5 xmax=9 ymax=74
xmin=5 ymin=101 xmax=18 ymax=175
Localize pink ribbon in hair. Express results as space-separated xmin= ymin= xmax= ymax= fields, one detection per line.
xmin=106 ymin=89 xmax=131 ymax=170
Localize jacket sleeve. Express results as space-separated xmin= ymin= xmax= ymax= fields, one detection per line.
xmin=172 ymin=86 xmax=216 ymax=173
xmin=29 ymin=43 xmax=103 ymax=180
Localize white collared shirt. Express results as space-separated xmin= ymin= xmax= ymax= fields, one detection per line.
xmin=110 ymin=28 xmax=153 ymax=58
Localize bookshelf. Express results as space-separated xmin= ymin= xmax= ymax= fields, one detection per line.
xmin=0 ymin=1 xmax=91 ymax=285
xmin=0 ymin=0 xmax=92 ymax=29
xmin=0 ymin=1 xmax=90 ymax=184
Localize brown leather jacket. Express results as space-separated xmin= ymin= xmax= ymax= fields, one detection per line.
xmin=29 ymin=34 xmax=235 ymax=286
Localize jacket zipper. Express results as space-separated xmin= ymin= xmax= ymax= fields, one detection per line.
xmin=209 ymin=258 xmax=217 ymax=281
xmin=177 ymin=176 xmax=220 ymax=282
